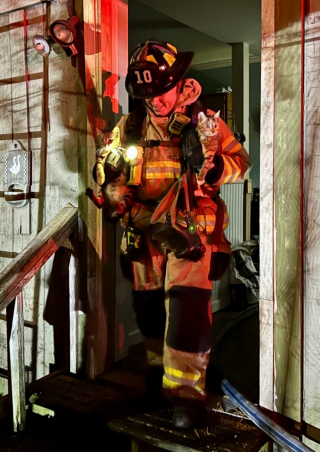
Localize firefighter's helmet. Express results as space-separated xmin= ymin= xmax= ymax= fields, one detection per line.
xmin=125 ymin=40 xmax=194 ymax=99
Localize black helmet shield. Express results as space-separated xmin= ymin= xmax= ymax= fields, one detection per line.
xmin=125 ymin=40 xmax=194 ymax=99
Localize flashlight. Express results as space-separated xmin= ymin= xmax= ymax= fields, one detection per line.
xmin=125 ymin=146 xmax=139 ymax=161
xmin=126 ymin=146 xmax=144 ymax=186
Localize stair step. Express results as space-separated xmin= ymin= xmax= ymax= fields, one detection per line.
xmin=109 ymin=408 xmax=268 ymax=452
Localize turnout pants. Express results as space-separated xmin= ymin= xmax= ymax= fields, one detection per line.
xmin=132 ymin=231 xmax=213 ymax=402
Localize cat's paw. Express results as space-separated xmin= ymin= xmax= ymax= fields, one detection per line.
xmin=85 ymin=187 xmax=94 ymax=198
xmin=95 ymin=161 xmax=106 ymax=186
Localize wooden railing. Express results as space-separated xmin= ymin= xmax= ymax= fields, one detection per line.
xmin=0 ymin=205 xmax=79 ymax=432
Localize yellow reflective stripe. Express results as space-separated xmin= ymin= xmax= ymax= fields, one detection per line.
xmin=163 ymin=376 xmax=205 ymax=392
xmin=226 ymin=157 xmax=241 ymax=183
xmin=163 ymin=52 xmax=176 ymax=67
xmin=222 ymin=157 xmax=233 ymax=184
xmin=167 ymin=43 xmax=177 ymax=54
xmin=197 ymin=215 xmax=216 ymax=222
xmin=163 ymin=376 xmax=179 ymax=388
xmin=230 ymin=158 xmax=242 ymax=181
xmin=221 ymin=135 xmax=234 ymax=151
xmin=147 ymin=55 xmax=157 ymax=64
xmin=227 ymin=142 xmax=243 ymax=155
xmin=165 ymin=367 xmax=204 ymax=381
xmin=146 ymin=162 xmax=180 ymax=168
xmin=145 ymin=173 xmax=179 ymax=179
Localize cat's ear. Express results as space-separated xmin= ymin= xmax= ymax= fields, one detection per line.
xmin=109 ymin=126 xmax=121 ymax=148
xmin=214 ymin=110 xmax=221 ymax=120
xmin=96 ymin=127 xmax=106 ymax=146
xmin=198 ymin=112 xmax=207 ymax=122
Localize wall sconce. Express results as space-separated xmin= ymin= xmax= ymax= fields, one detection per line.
xmin=49 ymin=16 xmax=80 ymax=56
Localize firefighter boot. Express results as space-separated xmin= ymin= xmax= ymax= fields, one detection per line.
xmin=172 ymin=398 xmax=204 ymax=429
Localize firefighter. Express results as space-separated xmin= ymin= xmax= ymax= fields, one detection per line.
xmin=92 ymin=40 xmax=251 ymax=428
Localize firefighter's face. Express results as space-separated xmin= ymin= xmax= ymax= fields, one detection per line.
xmin=145 ymin=86 xmax=179 ymax=116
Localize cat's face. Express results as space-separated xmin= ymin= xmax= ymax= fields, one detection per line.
xmin=197 ymin=111 xmax=220 ymax=136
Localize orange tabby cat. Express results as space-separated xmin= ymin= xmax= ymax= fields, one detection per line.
xmin=85 ymin=127 xmax=135 ymax=218
xmin=195 ymin=111 xmax=221 ymax=185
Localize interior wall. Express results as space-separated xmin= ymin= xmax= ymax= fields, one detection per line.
xmin=128 ymin=0 xmax=231 ymax=67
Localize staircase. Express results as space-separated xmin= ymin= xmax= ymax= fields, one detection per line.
xmin=0 ymin=206 xmax=267 ymax=452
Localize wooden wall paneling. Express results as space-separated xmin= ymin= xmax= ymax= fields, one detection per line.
xmin=273 ymin=0 xmax=302 ymax=421
xmin=0 ymin=318 xmax=8 ymax=395
xmin=25 ymin=3 xmax=48 ymax=381
xmin=9 ymin=9 xmax=31 ymax=239
xmin=74 ymin=0 xmax=89 ymax=376
xmin=101 ymin=0 xmax=129 ymax=366
xmin=23 ymin=324 xmax=33 ymax=383
xmin=259 ymin=299 xmax=274 ymax=411
xmin=0 ymin=1 xmax=52 ymax=15
xmin=34 ymin=0 xmax=79 ymax=379
xmin=83 ymin=0 xmax=129 ymax=376
xmin=0 ymin=13 xmax=14 ymax=272
xmin=303 ymin=4 xmax=320 ymax=433
xmin=260 ymin=0 xmax=275 ymax=302
xmin=303 ymin=437 xmax=320 ymax=452
xmin=8 ymin=7 xmax=43 ymax=382
xmin=0 ymin=141 xmax=13 ymax=269
xmin=24 ymin=4 xmax=46 ymax=245
xmin=83 ymin=0 xmax=106 ymax=379
xmin=259 ymin=0 xmax=275 ymax=412
xmin=46 ymin=0 xmax=79 ymax=217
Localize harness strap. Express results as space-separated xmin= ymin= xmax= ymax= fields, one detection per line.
xmin=138 ymin=140 xmax=181 ymax=148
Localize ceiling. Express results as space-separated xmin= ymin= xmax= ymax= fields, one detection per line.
xmin=129 ymin=0 xmax=261 ymax=69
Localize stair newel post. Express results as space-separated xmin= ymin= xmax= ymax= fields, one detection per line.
xmin=6 ymin=291 xmax=26 ymax=432
xmin=69 ymin=249 xmax=79 ymax=374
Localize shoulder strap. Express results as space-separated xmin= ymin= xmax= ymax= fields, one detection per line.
xmin=125 ymin=103 xmax=146 ymax=145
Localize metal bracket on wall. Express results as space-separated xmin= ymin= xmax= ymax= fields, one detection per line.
xmin=4 ymin=141 xmax=31 ymax=209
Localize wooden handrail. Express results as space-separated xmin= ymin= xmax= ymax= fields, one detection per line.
xmin=0 ymin=205 xmax=79 ymax=432
xmin=0 ymin=206 xmax=78 ymax=313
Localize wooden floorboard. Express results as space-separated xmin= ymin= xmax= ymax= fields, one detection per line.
xmin=26 ymin=373 xmax=166 ymax=421
xmin=100 ymin=369 xmax=148 ymax=393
